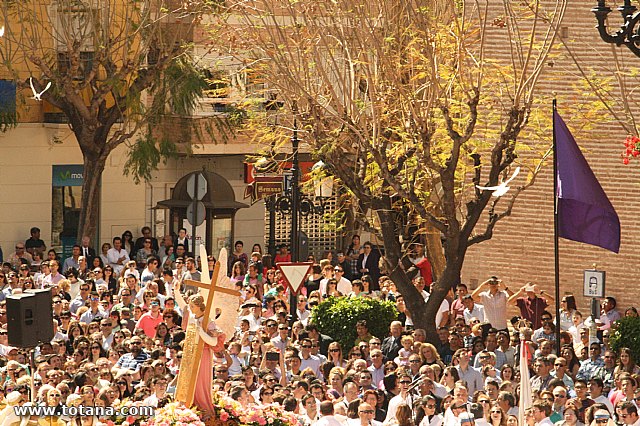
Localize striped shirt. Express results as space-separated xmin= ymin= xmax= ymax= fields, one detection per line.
xmin=116 ymin=351 xmax=149 ymax=372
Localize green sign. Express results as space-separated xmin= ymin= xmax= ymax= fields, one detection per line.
xmin=52 ymin=165 xmax=84 ymax=187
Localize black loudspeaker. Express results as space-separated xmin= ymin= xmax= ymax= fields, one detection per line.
xmin=6 ymin=289 xmax=54 ymax=348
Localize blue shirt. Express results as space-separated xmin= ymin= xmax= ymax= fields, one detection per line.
xmin=576 ymin=357 xmax=605 ymax=381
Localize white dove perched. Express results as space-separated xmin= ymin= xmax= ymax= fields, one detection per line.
xmin=476 ymin=166 xmax=520 ymax=197
xmin=29 ymin=77 xmax=51 ymax=101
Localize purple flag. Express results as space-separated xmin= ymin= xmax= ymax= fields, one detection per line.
xmin=554 ymin=111 xmax=620 ymax=253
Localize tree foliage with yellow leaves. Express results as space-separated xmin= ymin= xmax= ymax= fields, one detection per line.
xmin=225 ymin=0 xmax=566 ymax=340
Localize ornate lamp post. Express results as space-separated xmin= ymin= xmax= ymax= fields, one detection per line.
xmin=593 ymin=0 xmax=640 ymax=57
xmin=262 ymin=125 xmax=331 ymax=260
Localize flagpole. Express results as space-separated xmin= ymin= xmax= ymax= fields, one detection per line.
xmin=553 ymin=98 xmax=562 ymax=351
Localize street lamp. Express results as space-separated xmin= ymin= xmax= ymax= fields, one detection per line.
xmin=262 ymin=123 xmax=331 ymax=260
xmin=592 ymin=0 xmax=640 ymax=58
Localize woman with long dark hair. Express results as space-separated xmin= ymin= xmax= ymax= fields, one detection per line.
xmin=241 ymin=365 xmax=258 ymax=392
xmin=500 ymin=364 xmax=515 ymax=382
xmin=103 ymin=266 xmax=118 ymax=294
xmin=416 ymin=395 xmax=442 ymax=426
xmin=615 ymin=347 xmax=640 ymax=375
xmin=88 ymin=341 xmax=106 ymax=363
xmin=121 ymin=231 xmax=134 ymax=256
xmin=67 ymin=322 xmax=85 ymax=352
xmin=559 ymin=295 xmax=578 ymax=331
xmin=561 ymin=345 xmax=581 ymax=379
xmin=440 ymin=366 xmax=461 ymax=394
xmin=154 ymin=323 xmax=172 ymax=346
xmin=346 ymin=235 xmax=362 ymax=279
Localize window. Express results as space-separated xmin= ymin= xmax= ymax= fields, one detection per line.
xmin=51 ymin=2 xmax=99 ymax=53
xmin=57 ymin=51 xmax=95 ymax=81
xmin=50 ymin=1 xmax=100 ymax=80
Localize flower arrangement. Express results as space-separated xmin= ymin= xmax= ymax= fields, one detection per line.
xmin=211 ymin=392 xmax=302 ymax=426
xmin=622 ymin=135 xmax=640 ymax=164
xmin=140 ymin=402 xmax=205 ymax=426
xmin=104 ymin=398 xmax=151 ymax=426
xmin=101 ymin=399 xmax=203 ymax=426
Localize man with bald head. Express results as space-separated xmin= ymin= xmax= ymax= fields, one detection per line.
xmin=357 ymin=402 xmax=382 ymax=426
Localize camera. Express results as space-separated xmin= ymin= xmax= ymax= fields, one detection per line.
xmin=266 ymin=352 xmax=280 ymax=362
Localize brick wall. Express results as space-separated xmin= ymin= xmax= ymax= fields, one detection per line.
xmin=461 ymin=1 xmax=640 ymax=315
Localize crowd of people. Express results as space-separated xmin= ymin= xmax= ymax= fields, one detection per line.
xmin=0 ymin=228 xmax=637 ymax=426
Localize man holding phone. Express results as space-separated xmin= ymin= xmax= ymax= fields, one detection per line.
xmin=470 ymin=276 xmax=514 ymax=331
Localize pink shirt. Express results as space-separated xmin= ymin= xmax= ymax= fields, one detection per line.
xmin=136 ymin=312 xmax=163 ymax=338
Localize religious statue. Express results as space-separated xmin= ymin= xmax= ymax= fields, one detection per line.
xmin=173 ymin=246 xmax=240 ymax=417
xmin=173 ymin=284 xmax=223 ymax=415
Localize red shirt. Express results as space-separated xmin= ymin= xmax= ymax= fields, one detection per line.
xmin=516 ymin=296 xmax=548 ymax=329
xmin=136 ymin=312 xmax=163 ymax=338
xmin=416 ymin=258 xmax=433 ymax=285
xmin=274 ymin=254 xmax=292 ymax=265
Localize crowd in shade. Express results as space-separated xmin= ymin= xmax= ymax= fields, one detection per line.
xmin=0 ymin=228 xmax=636 ymax=426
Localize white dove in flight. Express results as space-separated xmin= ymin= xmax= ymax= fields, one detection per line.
xmin=476 ymin=166 xmax=520 ymax=197
xmin=30 ymin=77 xmax=51 ymax=101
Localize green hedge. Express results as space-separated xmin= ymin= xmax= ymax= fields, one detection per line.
xmin=609 ymin=316 xmax=640 ymax=356
xmin=310 ymin=296 xmax=398 ymax=350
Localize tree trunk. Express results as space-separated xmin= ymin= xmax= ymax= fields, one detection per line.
xmin=423 ymin=255 xmax=463 ymax=341
xmin=377 ymin=194 xmax=468 ymax=344
xmin=425 ymin=222 xmax=445 ymax=280
xmin=77 ymin=153 xmax=108 ymax=242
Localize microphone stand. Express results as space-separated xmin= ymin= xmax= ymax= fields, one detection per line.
xmin=407 ymin=375 xmax=425 ymax=424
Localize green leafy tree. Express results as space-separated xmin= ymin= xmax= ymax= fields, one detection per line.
xmin=227 ymin=0 xmax=566 ymax=342
xmin=311 ymin=297 xmax=397 ymax=351
xmin=609 ymin=316 xmax=640 ymax=356
xmin=0 ymin=0 xmax=228 ymax=241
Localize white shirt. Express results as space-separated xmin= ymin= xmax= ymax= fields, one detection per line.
xmin=300 ymin=354 xmax=323 ymax=378
xmin=385 ymin=393 xmax=412 ymax=424
xmin=347 ymin=419 xmax=382 ymax=426
xmin=593 ymin=394 xmax=614 ymax=413
xmin=424 ymin=296 xmax=449 ymax=327
xmin=52 ymin=331 xmax=68 ymax=342
xmin=361 ymin=254 xmax=369 ymax=270
xmin=297 ymin=309 xmax=311 ymax=326
xmin=463 ymin=304 xmax=485 ymax=323
xmin=368 ymin=364 xmax=385 ymax=389
xmin=337 ymin=277 xmax=352 ymax=295
xmin=419 ymin=414 xmax=443 ymax=426
xmin=241 ymin=314 xmax=262 ymax=332
xmin=107 ymin=248 xmax=130 ymax=274
xmin=102 ymin=332 xmax=114 ymax=351
xmin=535 ymin=417 xmax=554 ymax=426
xmin=69 ymin=281 xmax=81 ymax=300
xmin=315 ymin=415 xmax=344 ymax=426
